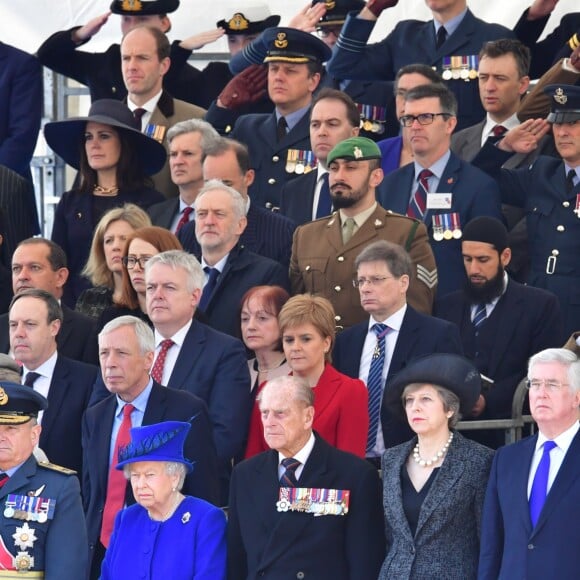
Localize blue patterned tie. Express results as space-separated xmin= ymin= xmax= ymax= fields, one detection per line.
xmin=316 ymin=172 xmax=332 ymax=218
xmin=529 ymin=440 xmax=557 ymax=527
xmin=366 ymin=323 xmax=389 ymax=454
xmin=407 ymin=169 xmax=432 ymax=221
xmin=199 ymin=267 xmax=220 ymax=311
xmin=279 ymin=457 xmax=301 ymax=487
xmin=472 ymin=302 xmax=487 ymax=330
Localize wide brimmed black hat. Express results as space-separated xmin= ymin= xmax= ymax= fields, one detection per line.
xmin=263 ymin=27 xmax=332 ymax=64
xmin=110 ymin=0 xmax=179 ymax=15
xmin=0 ymin=381 xmax=48 ymax=425
xmin=44 ymin=99 xmax=166 ymax=175
xmin=544 ymin=84 xmax=580 ymax=124
xmin=313 ymin=0 xmax=366 ymax=27
xmin=217 ymin=5 xmax=280 ymax=35
xmin=384 ymin=354 xmax=481 ymax=416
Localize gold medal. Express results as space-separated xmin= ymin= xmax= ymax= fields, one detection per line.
xmin=443 ymin=229 xmax=453 ymax=240
xmin=363 ymin=120 xmax=373 ymax=132
xmin=468 ymin=69 xmax=478 ymax=80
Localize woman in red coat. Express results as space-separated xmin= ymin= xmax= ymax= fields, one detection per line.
xmin=245 ymin=294 xmax=368 ymax=458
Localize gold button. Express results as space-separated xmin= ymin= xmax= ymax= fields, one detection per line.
xmin=337 ymin=256 xmax=345 ymax=262
xmin=334 ymin=285 xmax=342 ymax=292
xmin=563 ymin=201 xmax=570 ymax=208
xmin=552 ymin=249 xmax=559 ymax=256
xmin=556 ymin=225 xmax=565 ymax=232
xmin=268 ymin=178 xmax=276 ymax=185
xmin=272 ymin=155 xmax=280 ymax=162
xmin=305 ymin=265 xmax=311 ymax=271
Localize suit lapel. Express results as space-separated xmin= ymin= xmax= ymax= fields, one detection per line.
xmin=259 ymin=114 xmax=280 ymax=152
xmin=436 ymin=10 xmax=477 ymax=58
xmin=388 ymin=307 xmax=421 ymax=381
xmin=242 ymin=205 xmax=262 ymax=255
xmin=94 ymin=397 xmax=118 ymax=497
xmin=57 ymin=306 xmax=75 ymax=351
xmin=424 ymin=153 xmax=462 ymax=227
xmin=142 ymin=382 xmax=168 ymax=425
xmin=0 ymin=457 xmax=37 ymax=501
xmin=167 ymin=322 xmax=205 ymax=391
xmin=40 ymin=355 xmax=69 ymax=440
xmin=532 ymin=430 xmax=580 ymax=537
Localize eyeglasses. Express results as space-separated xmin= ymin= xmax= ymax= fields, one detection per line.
xmin=316 ymin=26 xmax=342 ymax=38
xmin=352 ymin=276 xmax=394 ymax=288
xmin=122 ymin=256 xmax=152 ymax=270
xmin=399 ymin=113 xmax=451 ymax=127
xmin=526 ymin=379 xmax=570 ymax=392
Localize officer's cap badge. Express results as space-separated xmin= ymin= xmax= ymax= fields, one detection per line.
xmin=228 ymin=13 xmax=249 ymax=31
xmin=554 ymin=88 xmax=568 ymax=105
xmin=275 ymin=33 xmax=288 ymax=49
xmin=325 ymin=1 xmax=337 ymax=9
xmin=122 ymin=0 xmax=142 ymax=11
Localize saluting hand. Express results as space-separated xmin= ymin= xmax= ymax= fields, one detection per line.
xmin=527 ymin=0 xmax=560 ymax=21
xmin=73 ymin=11 xmax=112 ymax=43
xmin=289 ymin=2 xmax=328 ymax=33
xmin=362 ymin=0 xmax=400 ymax=20
xmin=217 ymin=65 xmax=268 ymax=110
xmin=498 ymin=118 xmax=551 ymax=154
xmin=179 ymin=28 xmax=226 ymax=52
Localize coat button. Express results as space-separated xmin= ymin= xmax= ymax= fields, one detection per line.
xmin=305 ymin=265 xmax=311 ymax=271
xmin=296 ymin=573 xmax=305 ymax=579
xmin=334 ymin=285 xmax=342 ymax=292
xmin=528 ymin=543 xmax=534 ymax=550
xmin=552 ymin=249 xmax=559 ymax=256
xmin=265 ymin=202 xmax=273 ymax=209
xmin=410 ymin=546 xmax=416 ymax=555
xmin=337 ymin=256 xmax=345 ymax=262
xmin=556 ymin=225 xmax=565 ymax=232
xmin=268 ymin=178 xmax=276 ymax=185
xmin=273 ymin=155 xmax=280 ymax=162
xmin=563 ymin=201 xmax=570 ymax=207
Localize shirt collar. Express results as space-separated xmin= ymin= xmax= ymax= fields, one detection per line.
xmin=127 ymin=90 xmax=163 ymax=115
xmin=154 ymin=319 xmax=192 ymax=349
xmin=481 ymin=113 xmax=520 ymax=143
xmin=22 ymin=350 xmax=58 ymax=380
xmin=338 ymin=202 xmax=377 ymax=229
xmin=433 ymin=8 xmax=467 ymax=37
xmin=368 ymin=303 xmax=407 ymax=333
xmin=536 ymin=420 xmax=579 ymax=453
xmin=414 ymin=150 xmax=450 ymax=182
xmin=201 ymin=252 xmax=230 ymax=274
xmin=278 ymin=432 xmax=316 ymax=467
xmin=276 ymin=104 xmax=311 ymax=133
xmin=115 ymin=378 xmax=154 ymax=417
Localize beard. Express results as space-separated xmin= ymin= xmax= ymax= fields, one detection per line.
xmin=330 ymin=175 xmax=370 ymax=209
xmin=464 ymin=264 xmax=505 ymax=303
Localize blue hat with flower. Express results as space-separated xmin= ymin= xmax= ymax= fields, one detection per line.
xmin=116 ymin=420 xmax=193 ymax=472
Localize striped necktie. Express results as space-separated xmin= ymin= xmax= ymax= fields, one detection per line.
xmin=279 ymin=457 xmax=301 ymax=487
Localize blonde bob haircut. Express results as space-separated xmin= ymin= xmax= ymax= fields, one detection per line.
xmin=82 ymin=204 xmax=151 ymax=287
xmin=278 ymin=294 xmax=337 ymax=363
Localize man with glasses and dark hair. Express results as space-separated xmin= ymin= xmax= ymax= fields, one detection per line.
xmin=290 ymin=136 xmax=437 ymax=330
xmin=333 ymin=240 xmax=462 ymax=452
xmin=479 ymin=348 xmax=580 ymax=579
xmin=379 ymin=84 xmax=503 ymax=297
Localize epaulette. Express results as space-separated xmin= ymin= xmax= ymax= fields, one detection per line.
xmin=37 ymin=461 xmax=77 ymax=476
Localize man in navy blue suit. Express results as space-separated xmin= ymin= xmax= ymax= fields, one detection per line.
xmin=178 ymin=138 xmax=296 ymax=267
xmin=326 ymin=0 xmax=514 ymax=131
xmin=83 ymin=315 xmax=219 ymax=578
xmin=435 ymin=217 xmax=563 ymax=447
xmin=379 ymin=83 xmax=503 ymax=297
xmin=333 ymin=240 xmax=463 ymax=452
xmin=9 ymin=289 xmax=96 ymax=474
xmin=479 ymin=348 xmax=580 ymax=579
xmin=144 ymin=250 xmax=251 ymax=503
xmin=192 ymin=180 xmax=290 ymax=338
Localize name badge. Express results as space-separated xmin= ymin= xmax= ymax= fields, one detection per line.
xmin=426 ymin=193 xmax=453 ymax=210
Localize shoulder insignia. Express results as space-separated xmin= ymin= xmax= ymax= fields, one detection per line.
xmin=37 ymin=461 xmax=77 ymax=476
xmin=417 ymin=265 xmax=438 ymax=289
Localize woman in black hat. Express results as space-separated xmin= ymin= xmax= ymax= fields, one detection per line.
xmin=378 ymin=354 xmax=495 ymax=580
xmin=44 ymin=99 xmax=166 ymax=306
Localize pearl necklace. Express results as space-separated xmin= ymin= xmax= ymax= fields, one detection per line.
xmin=412 ymin=432 xmax=454 ymax=467
xmin=257 ymin=356 xmax=286 ymax=374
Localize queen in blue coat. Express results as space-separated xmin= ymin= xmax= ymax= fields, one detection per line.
xmin=100 ymin=420 xmax=226 ymax=580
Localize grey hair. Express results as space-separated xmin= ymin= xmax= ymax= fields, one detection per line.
xmin=145 ymin=250 xmax=204 ymax=293
xmin=167 ymin=118 xmax=221 ymax=150
xmin=402 ymin=383 xmax=461 ymax=428
xmin=404 ymin=83 xmax=458 ymax=117
xmin=528 ymin=348 xmax=580 ymax=393
xmin=123 ymin=461 xmax=187 ymax=491
xmin=258 ymin=375 xmax=315 ymax=408
xmin=194 ymin=179 xmax=248 ymax=219
xmin=99 ymin=315 xmax=154 ymax=355
xmin=354 ymin=240 xmax=412 ymax=278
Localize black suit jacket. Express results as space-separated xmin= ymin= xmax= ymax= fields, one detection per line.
xmin=434 ymin=279 xmax=563 ymax=419
xmin=199 ymin=244 xmax=290 ymax=338
xmin=39 ymin=354 xmax=96 ymax=474
xmin=1 ymin=304 xmax=98 ymax=365
xmin=146 ymin=197 xmax=181 ymax=231
xmin=279 ymin=169 xmax=319 ymax=226
xmin=228 ymin=435 xmax=385 ymax=580
xmin=178 ymin=202 xmax=296 ymax=268
xmin=82 ymin=381 xmax=219 ymax=567
xmin=333 ymin=305 xmax=463 ymax=447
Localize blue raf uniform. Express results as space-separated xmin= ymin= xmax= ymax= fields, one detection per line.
xmin=475 ymin=84 xmax=580 ymax=337
xmin=326 ymin=8 xmax=514 ymax=131
xmin=229 ymin=28 xmax=331 ymax=211
xmin=0 ymin=382 xmax=88 ymax=578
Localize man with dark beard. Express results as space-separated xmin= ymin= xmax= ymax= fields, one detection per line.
xmin=435 ymin=216 xmax=563 ymax=447
xmin=289 ymin=136 xmax=437 ymax=330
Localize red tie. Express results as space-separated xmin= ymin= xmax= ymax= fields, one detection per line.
xmin=100 ymin=403 xmax=135 ymax=547
xmin=492 ymin=124 xmax=507 ymax=137
xmin=150 ymin=339 xmax=174 ymax=384
xmin=0 ymin=473 xmax=9 ymax=488
xmin=175 ymin=206 xmax=193 ymax=234
xmin=407 ymin=169 xmax=433 ymax=220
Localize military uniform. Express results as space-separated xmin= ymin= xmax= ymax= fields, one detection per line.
xmin=290 ymin=204 xmax=437 ymax=329
xmin=0 ymin=382 xmax=87 ymax=579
